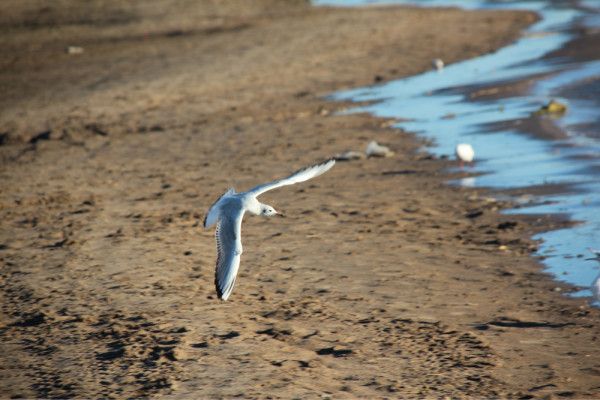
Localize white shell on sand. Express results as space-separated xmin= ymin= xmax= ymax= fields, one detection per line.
xmin=366 ymin=141 xmax=394 ymax=158
xmin=66 ymin=46 xmax=84 ymax=55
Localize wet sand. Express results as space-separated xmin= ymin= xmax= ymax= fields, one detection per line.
xmin=1 ymin=1 xmax=599 ymax=398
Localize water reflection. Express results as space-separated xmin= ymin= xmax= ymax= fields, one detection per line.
xmin=315 ymin=0 xmax=600 ymax=302
xmin=458 ymin=177 xmax=477 ymax=188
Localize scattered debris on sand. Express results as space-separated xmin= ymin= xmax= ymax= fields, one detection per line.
xmin=366 ymin=140 xmax=394 ymax=158
xmin=66 ymin=46 xmax=84 ymax=55
xmin=334 ymin=150 xmax=365 ymax=161
xmin=534 ymin=99 xmax=567 ymax=116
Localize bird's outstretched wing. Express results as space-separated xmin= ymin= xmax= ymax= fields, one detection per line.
xmin=204 ymin=188 xmax=235 ymax=228
xmin=214 ymin=204 xmax=245 ymax=300
xmin=247 ymin=159 xmax=335 ymax=197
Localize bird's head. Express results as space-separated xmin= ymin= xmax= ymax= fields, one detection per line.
xmin=260 ymin=204 xmax=279 ymax=217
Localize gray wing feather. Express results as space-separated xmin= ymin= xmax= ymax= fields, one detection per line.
xmin=247 ymin=159 xmax=335 ymax=197
xmin=214 ymin=204 xmax=245 ymax=300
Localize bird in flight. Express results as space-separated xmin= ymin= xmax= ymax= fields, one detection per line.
xmin=204 ymin=159 xmax=336 ymax=300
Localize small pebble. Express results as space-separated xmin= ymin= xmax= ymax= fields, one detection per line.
xmin=534 ymin=99 xmax=567 ymax=116
xmin=432 ymin=58 xmax=444 ymax=71
xmin=66 ymin=46 xmax=84 ymax=55
xmin=366 ymin=141 xmax=394 ymax=158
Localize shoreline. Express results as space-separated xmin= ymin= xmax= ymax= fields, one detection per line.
xmin=1 ymin=1 xmax=599 ymax=398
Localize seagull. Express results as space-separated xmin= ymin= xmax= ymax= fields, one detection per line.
xmin=203 ymin=159 xmax=336 ymax=300
xmin=455 ymin=143 xmax=475 ymax=168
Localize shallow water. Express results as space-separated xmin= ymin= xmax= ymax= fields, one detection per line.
xmin=314 ymin=0 xmax=600 ymax=304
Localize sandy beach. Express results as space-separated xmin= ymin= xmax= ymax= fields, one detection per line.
xmin=1 ymin=1 xmax=599 ymax=398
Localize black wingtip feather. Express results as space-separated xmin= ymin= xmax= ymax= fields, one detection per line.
xmin=215 ymin=280 xmax=225 ymax=300
xmin=214 ymin=224 xmax=224 ymax=299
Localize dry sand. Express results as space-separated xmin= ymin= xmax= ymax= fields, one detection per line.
xmin=1 ymin=1 xmax=599 ymax=398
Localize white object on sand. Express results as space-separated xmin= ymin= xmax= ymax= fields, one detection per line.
xmin=366 ymin=141 xmax=394 ymax=158
xmin=66 ymin=46 xmax=84 ymax=55
xmin=204 ymin=159 xmax=336 ymax=300
xmin=455 ymin=143 xmax=475 ymax=164
xmin=432 ymin=58 xmax=444 ymax=71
